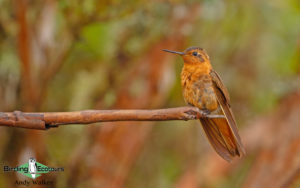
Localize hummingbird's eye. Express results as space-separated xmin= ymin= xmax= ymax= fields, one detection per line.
xmin=192 ymin=52 xmax=198 ymax=56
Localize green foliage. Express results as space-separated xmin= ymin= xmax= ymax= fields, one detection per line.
xmin=79 ymin=22 xmax=116 ymax=59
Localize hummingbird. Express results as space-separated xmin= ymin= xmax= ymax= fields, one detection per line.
xmin=163 ymin=47 xmax=245 ymax=162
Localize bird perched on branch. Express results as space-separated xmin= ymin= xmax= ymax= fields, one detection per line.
xmin=163 ymin=47 xmax=245 ymax=162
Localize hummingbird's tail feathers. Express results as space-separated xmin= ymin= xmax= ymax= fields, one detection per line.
xmin=217 ymin=97 xmax=246 ymax=157
xmin=200 ymin=117 xmax=244 ymax=162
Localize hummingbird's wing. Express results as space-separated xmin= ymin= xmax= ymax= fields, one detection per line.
xmin=209 ymin=70 xmax=246 ymax=157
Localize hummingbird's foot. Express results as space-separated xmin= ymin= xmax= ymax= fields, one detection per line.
xmin=194 ymin=108 xmax=210 ymax=118
xmin=201 ymin=109 xmax=211 ymax=116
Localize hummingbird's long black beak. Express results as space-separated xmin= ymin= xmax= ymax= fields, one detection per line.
xmin=162 ymin=49 xmax=185 ymax=55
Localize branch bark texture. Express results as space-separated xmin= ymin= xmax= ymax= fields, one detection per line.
xmin=0 ymin=107 xmax=224 ymax=130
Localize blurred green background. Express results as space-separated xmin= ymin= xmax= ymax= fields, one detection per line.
xmin=0 ymin=0 xmax=300 ymax=187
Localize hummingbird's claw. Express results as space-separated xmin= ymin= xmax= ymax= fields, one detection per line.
xmin=201 ymin=109 xmax=211 ymax=116
xmin=193 ymin=108 xmax=210 ymax=118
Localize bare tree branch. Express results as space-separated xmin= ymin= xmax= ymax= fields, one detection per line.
xmin=0 ymin=107 xmax=224 ymax=130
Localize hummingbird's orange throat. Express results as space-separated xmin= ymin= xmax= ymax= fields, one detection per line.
xmin=182 ymin=61 xmax=212 ymax=75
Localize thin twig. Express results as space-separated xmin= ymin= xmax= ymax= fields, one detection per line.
xmin=0 ymin=106 xmax=225 ymax=130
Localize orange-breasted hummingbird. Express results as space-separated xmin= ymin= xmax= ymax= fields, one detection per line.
xmin=163 ymin=47 xmax=245 ymax=162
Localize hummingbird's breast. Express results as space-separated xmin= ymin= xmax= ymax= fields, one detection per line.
xmin=181 ymin=67 xmax=219 ymax=112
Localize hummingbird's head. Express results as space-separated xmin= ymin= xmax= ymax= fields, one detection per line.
xmin=162 ymin=46 xmax=210 ymax=65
